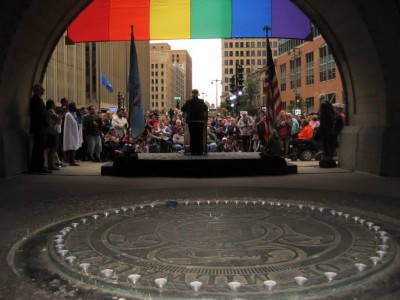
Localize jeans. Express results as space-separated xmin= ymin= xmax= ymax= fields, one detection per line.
xmin=86 ymin=135 xmax=102 ymax=155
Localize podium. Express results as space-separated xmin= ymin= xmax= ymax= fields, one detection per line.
xmin=183 ymin=112 xmax=208 ymax=155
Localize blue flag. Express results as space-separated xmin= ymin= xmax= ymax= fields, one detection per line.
xmin=128 ymin=27 xmax=145 ymax=138
xmin=101 ymin=73 xmax=114 ymax=93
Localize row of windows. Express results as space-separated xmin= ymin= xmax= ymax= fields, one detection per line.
xmin=151 ymin=101 xmax=165 ymax=107
xmin=151 ymin=86 xmax=164 ymax=92
xmin=151 ymin=79 xmax=164 ymax=84
xmin=151 ymin=94 xmax=164 ymax=100
xmin=224 ymin=59 xmax=266 ymax=67
xmin=151 ymin=63 xmax=164 ymax=69
xmin=223 ymin=41 xmax=278 ymax=49
xmin=151 ymin=71 xmax=164 ymax=76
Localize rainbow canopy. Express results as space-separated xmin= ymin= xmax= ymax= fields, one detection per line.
xmin=68 ymin=0 xmax=311 ymax=42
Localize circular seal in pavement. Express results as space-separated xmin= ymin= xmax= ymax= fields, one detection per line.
xmin=12 ymin=199 xmax=397 ymax=299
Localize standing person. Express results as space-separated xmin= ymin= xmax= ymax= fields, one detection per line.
xmin=83 ymin=106 xmax=103 ymax=162
xmin=254 ymin=109 xmax=267 ymax=146
xmin=63 ymin=102 xmax=82 ymax=166
xmin=277 ymin=116 xmax=291 ymax=156
xmin=46 ymin=99 xmax=62 ymax=170
xmin=237 ymin=111 xmax=254 ymax=152
xmin=181 ymin=89 xmax=208 ymax=155
xmin=112 ymin=108 xmax=128 ymax=140
xmin=29 ymin=83 xmax=51 ymax=173
xmin=316 ymin=94 xmax=336 ymax=167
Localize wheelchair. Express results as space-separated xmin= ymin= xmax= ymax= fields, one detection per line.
xmin=287 ymin=139 xmax=323 ymax=161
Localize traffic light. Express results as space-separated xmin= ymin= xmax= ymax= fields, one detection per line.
xmin=226 ymin=96 xmax=236 ymax=111
xmin=236 ymin=65 xmax=244 ymax=92
xmin=229 ymin=76 xmax=236 ymax=94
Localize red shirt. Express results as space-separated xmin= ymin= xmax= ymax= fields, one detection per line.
xmin=298 ymin=125 xmax=313 ymax=140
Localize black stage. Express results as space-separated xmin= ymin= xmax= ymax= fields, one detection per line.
xmin=102 ymin=152 xmax=296 ymax=177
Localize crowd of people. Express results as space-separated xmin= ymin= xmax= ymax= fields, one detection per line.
xmin=29 ymin=83 xmax=345 ymax=174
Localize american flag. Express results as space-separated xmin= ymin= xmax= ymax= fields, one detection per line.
xmin=263 ymin=30 xmax=282 ymax=141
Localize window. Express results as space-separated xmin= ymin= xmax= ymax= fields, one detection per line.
xmin=280 ymin=64 xmax=286 ymax=91
xmin=251 ymin=42 xmax=255 ymax=47
xmin=240 ymin=42 xmax=244 ymax=48
xmin=319 ymin=44 xmax=336 ymax=82
xmin=235 ymin=42 xmax=239 ymax=47
xmin=290 ymin=60 xmax=295 ymax=89
xmin=306 ymin=97 xmax=314 ymax=112
xmin=230 ymin=60 xmax=233 ymax=65
xmin=224 ymin=51 xmax=228 ymax=57
xmin=229 ymin=42 xmax=233 ymax=48
xmin=296 ymin=56 xmax=301 ymax=87
xmin=306 ymin=52 xmax=314 ymax=85
xmin=161 ymin=64 xmax=164 ymax=69
xmin=151 ymin=64 xmax=154 ymax=69
xmin=282 ymin=102 xmax=287 ymax=111
xmin=224 ymin=42 xmax=228 ymax=48
xmin=251 ymin=50 xmax=255 ymax=56
xmin=257 ymin=50 xmax=261 ymax=56
xmin=152 ymin=102 xmax=154 ymax=107
xmin=225 ymin=60 xmax=228 ymax=66
xmin=225 ymin=69 xmax=229 ymax=74
xmin=246 ymin=42 xmax=250 ymax=47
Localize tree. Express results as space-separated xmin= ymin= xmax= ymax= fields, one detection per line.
xmin=239 ymin=76 xmax=260 ymax=114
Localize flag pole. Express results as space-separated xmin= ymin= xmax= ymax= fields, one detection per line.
xmin=127 ymin=25 xmax=134 ymax=137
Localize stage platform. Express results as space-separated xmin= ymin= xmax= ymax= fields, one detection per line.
xmin=101 ymin=152 xmax=297 ymax=177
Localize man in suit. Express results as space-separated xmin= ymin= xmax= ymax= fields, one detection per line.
xmin=30 ymin=83 xmax=51 ymax=173
xmin=181 ymin=89 xmax=208 ymax=155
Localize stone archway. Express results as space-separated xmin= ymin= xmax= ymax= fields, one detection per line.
xmin=0 ymin=0 xmax=399 ymax=177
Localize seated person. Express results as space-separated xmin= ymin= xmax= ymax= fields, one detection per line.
xmin=298 ymin=120 xmax=314 ymax=140
xmin=146 ymin=126 xmax=161 ymax=153
xmin=250 ymin=132 xmax=264 ymax=152
xmin=225 ymin=137 xmax=240 ymax=152
xmin=217 ymin=137 xmax=229 ymax=152
xmin=172 ymin=126 xmax=185 ymax=152
xmin=261 ymin=129 xmax=282 ymax=156
xmin=134 ymin=137 xmax=149 ymax=153
xmin=289 ymin=120 xmax=314 ymax=150
xmin=207 ymin=126 xmax=218 ymax=152
xmin=103 ymin=127 xmax=120 ymax=160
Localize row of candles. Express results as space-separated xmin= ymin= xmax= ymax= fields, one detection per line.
xmin=52 ymin=200 xmax=391 ymax=293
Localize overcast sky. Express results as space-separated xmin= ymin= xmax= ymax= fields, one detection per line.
xmin=151 ymin=39 xmax=222 ymax=107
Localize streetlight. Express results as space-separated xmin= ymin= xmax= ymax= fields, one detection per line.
xmin=211 ymin=78 xmax=222 ymax=108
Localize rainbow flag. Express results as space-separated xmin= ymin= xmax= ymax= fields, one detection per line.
xmin=68 ymin=0 xmax=311 ymax=42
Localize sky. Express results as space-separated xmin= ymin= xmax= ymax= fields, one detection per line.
xmin=151 ymin=39 xmax=222 ymax=107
